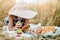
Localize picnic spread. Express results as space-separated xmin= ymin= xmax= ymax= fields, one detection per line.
xmin=2 ymin=23 xmax=60 ymax=40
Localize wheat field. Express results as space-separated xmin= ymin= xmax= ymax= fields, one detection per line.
xmin=0 ymin=0 xmax=60 ymax=40
xmin=29 ymin=0 xmax=60 ymax=26
xmin=0 ymin=0 xmax=60 ymax=27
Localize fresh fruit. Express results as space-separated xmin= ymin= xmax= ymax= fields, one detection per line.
xmin=16 ymin=28 xmax=22 ymax=33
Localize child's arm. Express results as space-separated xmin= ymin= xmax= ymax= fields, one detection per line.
xmin=22 ymin=19 xmax=29 ymax=31
xmin=8 ymin=15 xmax=17 ymax=31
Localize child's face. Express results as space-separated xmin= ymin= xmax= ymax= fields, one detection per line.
xmin=17 ymin=26 xmax=22 ymax=28
xmin=16 ymin=23 xmax=22 ymax=27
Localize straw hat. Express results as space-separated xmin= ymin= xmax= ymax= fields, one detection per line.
xmin=9 ymin=0 xmax=37 ymax=19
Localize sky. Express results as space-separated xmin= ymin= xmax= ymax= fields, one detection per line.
xmin=16 ymin=0 xmax=45 ymax=4
xmin=16 ymin=0 xmax=57 ymax=4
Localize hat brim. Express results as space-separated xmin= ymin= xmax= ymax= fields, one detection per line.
xmin=9 ymin=10 xmax=37 ymax=19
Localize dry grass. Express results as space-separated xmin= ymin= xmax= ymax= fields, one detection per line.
xmin=29 ymin=0 xmax=60 ymax=26
xmin=0 ymin=0 xmax=60 ymax=27
xmin=0 ymin=0 xmax=15 ymax=27
xmin=0 ymin=0 xmax=60 ymax=40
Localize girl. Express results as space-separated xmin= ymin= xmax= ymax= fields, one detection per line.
xmin=8 ymin=1 xmax=37 ymax=32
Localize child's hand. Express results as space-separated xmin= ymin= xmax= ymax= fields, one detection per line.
xmin=14 ymin=25 xmax=17 ymax=30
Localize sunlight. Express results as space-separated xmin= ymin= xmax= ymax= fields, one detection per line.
xmin=16 ymin=0 xmax=57 ymax=5
xmin=16 ymin=0 xmax=45 ymax=4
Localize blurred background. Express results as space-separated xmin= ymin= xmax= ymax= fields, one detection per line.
xmin=0 ymin=0 xmax=60 ymax=28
